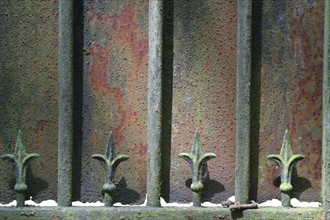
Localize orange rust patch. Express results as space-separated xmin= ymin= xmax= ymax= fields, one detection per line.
xmin=86 ymin=4 xmax=148 ymax=67
xmin=135 ymin=143 xmax=147 ymax=157
xmin=87 ymin=45 xmax=136 ymax=145
xmin=87 ymin=45 xmax=111 ymax=93
xmin=28 ymin=120 xmax=50 ymax=133
xmin=110 ymin=4 xmax=148 ymax=66
xmin=86 ymin=5 xmax=110 ymax=24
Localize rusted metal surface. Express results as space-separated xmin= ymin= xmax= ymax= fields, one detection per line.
xmin=258 ymin=1 xmax=323 ymax=203
xmin=170 ymin=0 xmax=237 ymax=203
xmin=0 ymin=0 xmax=58 ymax=203
xmin=0 ymin=0 xmax=323 ymax=205
xmin=81 ymin=0 xmax=148 ymax=204
xmin=229 ymin=201 xmax=258 ymax=211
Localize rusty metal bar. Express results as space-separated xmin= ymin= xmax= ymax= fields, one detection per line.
xmin=323 ymin=0 xmax=330 ymax=216
xmin=58 ymin=0 xmax=74 ymax=206
xmin=235 ymin=0 xmax=252 ymax=204
xmin=147 ymin=0 xmax=164 ymax=207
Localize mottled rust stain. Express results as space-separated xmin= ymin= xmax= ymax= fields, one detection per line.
xmin=111 ymin=5 xmax=148 ymax=66
xmin=0 ymin=0 xmax=58 ymax=203
xmin=87 ymin=4 xmax=148 ymax=67
xmin=87 ymin=45 xmax=132 ymax=145
xmin=81 ymin=1 xmax=148 ymax=204
xmin=28 ymin=120 xmax=51 ymax=134
xmin=170 ymin=0 xmax=237 ymax=203
xmin=259 ymin=1 xmax=323 ymax=202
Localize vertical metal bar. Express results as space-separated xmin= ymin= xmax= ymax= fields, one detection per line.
xmin=58 ymin=0 xmax=74 ymax=206
xmin=235 ymin=0 xmax=252 ymax=204
xmin=323 ymin=0 xmax=330 ymax=216
xmin=147 ymin=0 xmax=164 ymax=207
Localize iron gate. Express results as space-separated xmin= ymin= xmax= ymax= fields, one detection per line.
xmin=0 ymin=0 xmax=328 ymax=219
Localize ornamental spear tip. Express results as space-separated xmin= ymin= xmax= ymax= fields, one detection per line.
xmin=1 ymin=130 xmax=39 ymax=207
xmin=178 ymin=130 xmax=216 ymax=207
xmin=92 ymin=131 xmax=129 ymax=207
xmin=267 ymin=129 xmax=304 ymax=207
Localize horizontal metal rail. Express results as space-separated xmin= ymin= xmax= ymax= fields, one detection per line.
xmin=0 ymin=207 xmax=323 ymax=220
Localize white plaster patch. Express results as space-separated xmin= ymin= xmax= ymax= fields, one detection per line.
xmin=37 ymin=200 xmax=58 ymax=207
xmin=259 ymin=199 xmax=282 ymax=207
xmin=0 ymin=195 xmax=321 ymax=208
xmin=160 ymin=197 xmax=192 ymax=207
xmin=72 ymin=201 xmax=104 ymax=207
xmin=259 ymin=198 xmax=321 ymax=208
xmin=201 ymin=202 xmax=223 ymax=207
xmin=291 ymin=198 xmax=321 ymax=208
xmin=227 ymin=196 xmax=235 ymax=202
xmin=0 ymin=200 xmax=16 ymax=207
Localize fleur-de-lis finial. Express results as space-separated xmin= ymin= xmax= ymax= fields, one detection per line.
xmin=1 ymin=130 xmax=39 ymax=207
xmin=267 ymin=129 xmax=305 ymax=207
xmin=92 ymin=131 xmax=129 ymax=207
xmin=178 ymin=130 xmax=216 ymax=206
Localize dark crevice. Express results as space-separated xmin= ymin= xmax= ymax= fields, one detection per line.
xmin=249 ymin=0 xmax=263 ymax=202
xmin=160 ymin=0 xmax=174 ymax=203
xmin=72 ymin=0 xmax=84 ymax=202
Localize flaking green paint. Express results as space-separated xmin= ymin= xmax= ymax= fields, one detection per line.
xmin=267 ymin=129 xmax=304 ymax=207
xmin=1 ymin=130 xmax=39 ymax=207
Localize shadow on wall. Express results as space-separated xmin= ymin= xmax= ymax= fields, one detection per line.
xmin=249 ymin=0 xmax=263 ymax=202
xmin=185 ymin=164 xmax=225 ymax=202
xmin=112 ymin=177 xmax=140 ymax=204
xmin=273 ymin=167 xmax=312 ymax=200
xmin=185 ymin=177 xmax=225 ymax=203
xmin=10 ymin=164 xmax=49 ymax=201
xmin=160 ymin=0 xmax=174 ymax=203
